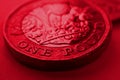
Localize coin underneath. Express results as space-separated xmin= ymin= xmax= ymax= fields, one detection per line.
xmin=4 ymin=0 xmax=111 ymax=70
xmin=90 ymin=0 xmax=120 ymax=21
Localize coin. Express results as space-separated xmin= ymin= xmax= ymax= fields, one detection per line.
xmin=90 ymin=0 xmax=120 ymax=21
xmin=4 ymin=0 xmax=111 ymax=70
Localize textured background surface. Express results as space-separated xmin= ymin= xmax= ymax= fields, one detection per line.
xmin=0 ymin=0 xmax=120 ymax=80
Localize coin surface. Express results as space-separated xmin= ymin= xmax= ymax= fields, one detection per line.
xmin=90 ymin=0 xmax=120 ymax=21
xmin=4 ymin=0 xmax=111 ymax=70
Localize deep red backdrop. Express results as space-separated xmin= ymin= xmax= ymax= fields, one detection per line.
xmin=0 ymin=0 xmax=120 ymax=80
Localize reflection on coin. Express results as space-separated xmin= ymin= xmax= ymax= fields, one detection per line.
xmin=4 ymin=0 xmax=111 ymax=70
xmin=90 ymin=0 xmax=120 ymax=21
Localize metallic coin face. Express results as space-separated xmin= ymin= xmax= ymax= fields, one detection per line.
xmin=4 ymin=0 xmax=111 ymax=70
xmin=90 ymin=0 xmax=120 ymax=21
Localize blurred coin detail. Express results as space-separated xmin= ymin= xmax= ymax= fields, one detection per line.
xmin=90 ymin=0 xmax=120 ymax=21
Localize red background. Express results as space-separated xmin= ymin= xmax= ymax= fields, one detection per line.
xmin=0 ymin=0 xmax=120 ymax=80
